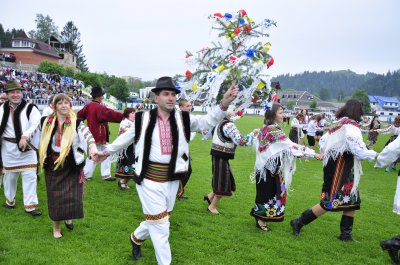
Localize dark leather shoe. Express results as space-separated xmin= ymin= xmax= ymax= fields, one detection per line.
xmin=130 ymin=236 xmax=142 ymax=260
xmin=381 ymin=238 xmax=400 ymax=264
xmin=65 ymin=221 xmax=74 ymax=230
xmin=4 ymin=203 xmax=15 ymax=209
xmin=203 ymin=195 xmax=211 ymax=205
xmin=290 ymin=218 xmax=302 ymax=236
xmin=25 ymin=209 xmax=42 ymax=216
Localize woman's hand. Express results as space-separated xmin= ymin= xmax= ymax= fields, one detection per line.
xmin=314 ymin=153 xmax=323 ymax=160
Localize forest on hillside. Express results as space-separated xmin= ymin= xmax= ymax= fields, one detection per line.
xmin=272 ymin=70 xmax=400 ymax=100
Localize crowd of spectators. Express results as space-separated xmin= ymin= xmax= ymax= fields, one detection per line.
xmin=0 ymin=66 xmax=90 ymax=105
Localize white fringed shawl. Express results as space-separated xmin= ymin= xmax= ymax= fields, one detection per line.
xmin=253 ymin=124 xmax=297 ymax=191
xmin=320 ymin=117 xmax=363 ymax=195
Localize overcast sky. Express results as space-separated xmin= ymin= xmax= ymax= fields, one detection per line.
xmin=2 ymin=0 xmax=399 ymax=80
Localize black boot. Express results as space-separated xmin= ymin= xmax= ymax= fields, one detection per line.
xmin=130 ymin=235 xmax=142 ymax=260
xmin=290 ymin=209 xmax=317 ymax=236
xmin=338 ymin=215 xmax=355 ymax=241
xmin=381 ymin=235 xmax=400 ymax=264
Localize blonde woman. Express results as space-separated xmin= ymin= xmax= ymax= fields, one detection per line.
xmin=39 ymin=94 xmax=98 ymax=238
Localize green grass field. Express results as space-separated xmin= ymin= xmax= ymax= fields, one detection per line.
xmin=0 ymin=115 xmax=398 ymax=264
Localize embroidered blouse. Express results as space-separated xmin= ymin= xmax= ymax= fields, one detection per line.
xmin=222 ymin=122 xmax=247 ymax=146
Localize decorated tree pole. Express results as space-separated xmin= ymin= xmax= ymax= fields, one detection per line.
xmin=178 ymin=10 xmax=278 ymax=112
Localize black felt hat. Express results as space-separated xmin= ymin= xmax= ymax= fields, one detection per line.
xmin=151 ymin=77 xmax=180 ymax=94
xmin=91 ymin=86 xmax=105 ymax=98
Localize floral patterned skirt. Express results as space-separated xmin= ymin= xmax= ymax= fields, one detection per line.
xmin=250 ymin=170 xmax=287 ymax=222
xmin=320 ymin=152 xmax=361 ymax=211
xmin=115 ymin=144 xmax=135 ymax=179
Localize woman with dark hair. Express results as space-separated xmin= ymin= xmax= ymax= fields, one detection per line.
xmin=39 ymin=94 xmax=98 ymax=238
xmin=290 ymin=99 xmax=378 ymax=241
xmin=115 ymin=108 xmax=137 ymax=190
xmin=249 ymin=104 xmax=322 ymax=231
xmin=367 ymin=116 xmax=381 ymax=149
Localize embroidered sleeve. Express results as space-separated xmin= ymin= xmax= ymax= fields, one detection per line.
xmin=291 ymin=143 xmax=315 ymax=158
xmin=375 ymin=135 xmax=400 ymax=168
xmin=78 ymin=122 xmax=95 ymax=146
xmin=346 ymin=137 xmax=377 ymax=161
xmin=107 ymin=125 xmax=136 ymax=155
xmin=222 ymin=122 xmax=247 ymax=146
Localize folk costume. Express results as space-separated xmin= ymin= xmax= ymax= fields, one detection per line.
xmin=250 ymin=124 xmax=315 ymax=223
xmin=114 ymin=118 xmax=136 ymax=180
xmin=375 ymin=134 xmax=400 ymax=214
xmin=291 ymin=117 xmax=377 ymax=240
xmin=39 ymin=112 xmax=95 ymax=222
xmin=375 ymin=126 xmax=400 ymax=264
xmin=77 ymin=87 xmax=123 ymax=180
xmin=318 ymin=117 xmax=377 ymax=211
xmin=105 ymin=104 xmax=228 ymax=265
xmin=0 ymin=81 xmax=41 ymax=212
xmin=210 ymin=118 xmax=247 ymax=197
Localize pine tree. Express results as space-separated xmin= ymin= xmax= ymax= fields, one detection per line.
xmin=60 ymin=21 xmax=89 ymax=72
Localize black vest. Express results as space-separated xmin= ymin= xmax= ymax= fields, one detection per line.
xmin=133 ymin=108 xmax=191 ymax=184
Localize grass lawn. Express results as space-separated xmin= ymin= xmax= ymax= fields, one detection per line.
xmin=0 ymin=115 xmax=398 ymax=264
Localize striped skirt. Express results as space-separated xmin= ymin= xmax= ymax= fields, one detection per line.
xmin=320 ymin=152 xmax=361 ymax=211
xmin=211 ymin=156 xmax=236 ymax=196
xmin=45 ymin=154 xmax=84 ymax=221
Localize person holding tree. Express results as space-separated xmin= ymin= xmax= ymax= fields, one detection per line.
xmin=95 ymin=76 xmax=238 ymax=265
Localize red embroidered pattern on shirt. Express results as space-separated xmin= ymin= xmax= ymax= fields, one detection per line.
xmin=158 ymin=116 xmax=172 ymax=155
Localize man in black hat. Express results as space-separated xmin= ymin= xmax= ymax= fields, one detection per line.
xmin=0 ymin=80 xmax=41 ymax=216
xmin=77 ymin=86 xmax=123 ymax=181
xmin=96 ymin=76 xmax=238 ymax=265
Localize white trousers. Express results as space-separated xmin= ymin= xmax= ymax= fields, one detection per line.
xmin=133 ymin=179 xmax=180 ymax=265
xmin=3 ymin=170 xmax=38 ymax=210
xmin=393 ymin=176 xmax=400 ymax=214
xmin=83 ymin=144 xmax=111 ymax=179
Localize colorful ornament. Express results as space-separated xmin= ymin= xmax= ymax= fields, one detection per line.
xmin=185 ymin=70 xmax=192 ymax=79
xmin=267 ymin=57 xmax=274 ymax=68
xmin=239 ymin=10 xmax=247 ymax=16
xmin=246 ymin=49 xmax=255 ymax=57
